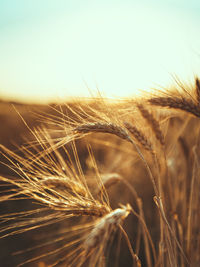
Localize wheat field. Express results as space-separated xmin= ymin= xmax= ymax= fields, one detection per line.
xmin=0 ymin=78 xmax=200 ymax=267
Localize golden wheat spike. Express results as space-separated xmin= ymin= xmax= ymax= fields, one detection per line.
xmin=137 ymin=103 xmax=165 ymax=146
xmin=195 ymin=77 xmax=200 ymax=105
xmin=74 ymin=122 xmax=133 ymax=143
xmin=124 ymin=121 xmax=153 ymax=152
xmin=84 ymin=204 xmax=131 ymax=250
xmin=40 ymin=176 xmax=87 ymax=197
xmin=149 ymin=96 xmax=200 ymax=118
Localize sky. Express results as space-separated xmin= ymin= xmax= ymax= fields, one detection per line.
xmin=0 ymin=0 xmax=200 ymax=103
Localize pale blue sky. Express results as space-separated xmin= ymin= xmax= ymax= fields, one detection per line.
xmin=0 ymin=0 xmax=200 ymax=103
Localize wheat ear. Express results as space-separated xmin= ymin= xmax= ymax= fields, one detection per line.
xmin=74 ymin=122 xmax=132 ymax=143
xmin=124 ymin=122 xmax=153 ymax=152
xmin=195 ymin=77 xmax=200 ymax=105
xmin=137 ymin=103 xmax=165 ymax=146
xmin=149 ymin=96 xmax=200 ymax=118
xmin=84 ymin=204 xmax=131 ymax=250
xmin=40 ymin=176 xmax=87 ymax=197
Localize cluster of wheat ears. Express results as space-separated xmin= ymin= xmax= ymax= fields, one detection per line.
xmin=0 ymin=78 xmax=200 ymax=267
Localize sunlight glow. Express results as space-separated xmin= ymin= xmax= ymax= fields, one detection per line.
xmin=0 ymin=0 xmax=200 ymax=103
